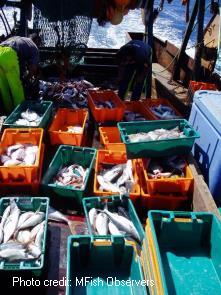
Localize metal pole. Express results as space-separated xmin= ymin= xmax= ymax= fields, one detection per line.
xmin=193 ymin=0 xmax=205 ymax=81
xmin=18 ymin=0 xmax=30 ymax=36
xmin=145 ymin=0 xmax=154 ymax=98
xmin=172 ymin=0 xmax=199 ymax=81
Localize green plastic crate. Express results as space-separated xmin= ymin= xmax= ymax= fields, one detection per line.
xmin=147 ymin=210 xmax=221 ymax=295
xmin=42 ymin=145 xmax=97 ymax=202
xmin=118 ymin=119 xmax=200 ymax=158
xmin=3 ymin=100 xmax=53 ymax=129
xmin=83 ymin=195 xmax=145 ymax=242
xmin=66 ymin=235 xmax=147 ymax=295
xmin=0 ymin=197 xmax=49 ymax=271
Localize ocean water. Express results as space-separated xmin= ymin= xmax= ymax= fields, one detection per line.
xmin=0 ymin=0 xmax=214 ymax=58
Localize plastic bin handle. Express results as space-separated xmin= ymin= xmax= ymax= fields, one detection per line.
xmin=169 ymin=211 xmax=198 ymax=222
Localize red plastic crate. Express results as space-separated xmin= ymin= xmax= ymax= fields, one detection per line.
xmin=88 ymin=90 xmax=125 ymax=123
xmin=188 ymin=81 xmax=217 ymax=102
xmin=142 ymin=98 xmax=182 ymax=120
xmin=94 ymin=150 xmax=140 ymax=204
xmin=49 ymin=108 xmax=88 ymax=146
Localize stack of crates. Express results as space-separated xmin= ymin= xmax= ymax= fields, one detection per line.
xmin=0 ymin=128 xmax=44 ymax=194
xmin=117 ymin=119 xmax=199 ymax=212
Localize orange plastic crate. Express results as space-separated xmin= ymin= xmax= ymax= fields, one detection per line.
xmin=139 ymin=158 xmax=194 ymax=194
xmin=88 ymin=90 xmax=125 ymax=123
xmin=0 ymin=144 xmax=44 ymax=195
xmin=99 ymin=127 xmax=126 ymax=152
xmin=123 ymin=101 xmax=152 ymax=120
xmin=0 ymin=128 xmax=43 ymax=183
xmin=142 ymin=98 xmax=182 ymax=120
xmin=140 ymin=175 xmax=189 ymax=211
xmin=94 ymin=150 xmax=140 ymax=204
xmin=49 ymin=108 xmax=88 ymax=146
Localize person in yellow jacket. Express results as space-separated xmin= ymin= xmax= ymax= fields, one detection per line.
xmin=0 ymin=35 xmax=40 ymax=114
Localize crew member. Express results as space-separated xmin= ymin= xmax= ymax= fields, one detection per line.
xmin=116 ymin=40 xmax=152 ymax=100
xmin=0 ymin=34 xmax=40 ymax=113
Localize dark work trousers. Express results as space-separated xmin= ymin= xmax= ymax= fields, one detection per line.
xmin=118 ymin=63 xmax=149 ymax=100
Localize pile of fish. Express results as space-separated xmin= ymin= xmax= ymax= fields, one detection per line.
xmin=14 ymin=109 xmax=42 ymax=126
xmin=66 ymin=125 xmax=83 ymax=134
xmin=39 ymin=79 xmax=93 ymax=108
xmin=123 ymin=110 xmax=146 ymax=122
xmin=97 ymin=160 xmax=135 ymax=195
xmin=94 ymin=100 xmax=115 ymax=109
xmin=146 ymin=156 xmax=186 ymax=179
xmin=88 ymin=205 xmax=140 ymax=242
xmin=150 ymin=105 xmax=181 ymax=120
xmin=53 ymin=164 xmax=88 ymax=188
xmin=128 ymin=127 xmax=185 ymax=143
xmin=0 ymin=144 xmax=38 ymax=166
xmin=0 ymin=199 xmax=45 ymax=262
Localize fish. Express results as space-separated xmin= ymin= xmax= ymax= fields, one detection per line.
xmin=17 ymin=212 xmax=45 ymax=230
xmin=0 ymin=225 xmax=3 ymax=244
xmin=146 ymin=156 xmax=186 ymax=179
xmin=123 ymin=110 xmax=146 ymax=122
xmin=35 ymin=224 xmax=44 ymax=249
xmin=97 ymin=160 xmax=135 ymax=195
xmin=94 ymin=100 xmax=115 ymax=109
xmin=95 ymin=212 xmax=108 ymax=235
xmin=27 ymin=243 xmax=41 ymax=259
xmin=39 ymin=79 xmax=93 ymax=109
xmin=0 ymin=240 xmax=25 ymax=251
xmin=48 ymin=207 xmax=69 ymax=224
xmin=17 ymin=211 xmax=35 ymax=228
xmin=53 ymin=164 xmax=88 ymax=189
xmin=0 ymin=204 xmax=11 ymax=227
xmin=108 ymin=221 xmax=122 ymax=235
xmin=118 ymin=206 xmax=130 ymax=219
xmin=128 ymin=127 xmax=185 ymax=143
xmin=0 ymin=144 xmax=38 ymax=167
xmin=88 ymin=208 xmax=97 ymax=233
xmin=15 ymin=109 xmax=42 ymax=126
xmin=101 ymin=209 xmax=140 ymax=242
xmin=150 ymin=105 xmax=181 ymax=120
xmin=66 ymin=126 xmax=83 ymax=134
xmin=30 ymin=221 xmax=45 ymax=240
xmin=0 ymin=248 xmax=34 ymax=261
xmin=3 ymin=200 xmax=20 ymax=243
xmin=16 ymin=230 xmax=32 ymax=244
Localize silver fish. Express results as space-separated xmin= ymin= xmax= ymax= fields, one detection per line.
xmin=18 ymin=212 xmax=35 ymax=228
xmin=88 ymin=208 xmax=97 ymax=232
xmin=16 ymin=230 xmax=32 ymax=244
xmin=0 ymin=204 xmax=11 ymax=227
xmin=18 ymin=212 xmax=45 ymax=230
xmin=108 ymin=221 xmax=121 ymax=235
xmin=27 ymin=243 xmax=41 ymax=259
xmin=95 ymin=212 xmax=108 ymax=235
xmin=48 ymin=207 xmax=69 ymax=224
xmin=0 ymin=240 xmax=25 ymax=251
xmin=20 ymin=109 xmax=41 ymax=123
xmin=6 ymin=144 xmax=23 ymax=156
xmin=35 ymin=224 xmax=44 ymax=249
xmin=102 ymin=209 xmax=140 ymax=242
xmin=0 ymin=248 xmax=34 ymax=261
xmin=30 ymin=221 xmax=45 ymax=240
xmin=3 ymin=200 xmax=20 ymax=243
xmin=151 ymin=105 xmax=181 ymax=120
xmin=97 ymin=175 xmax=120 ymax=193
xmin=0 ymin=225 xmax=3 ymax=244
